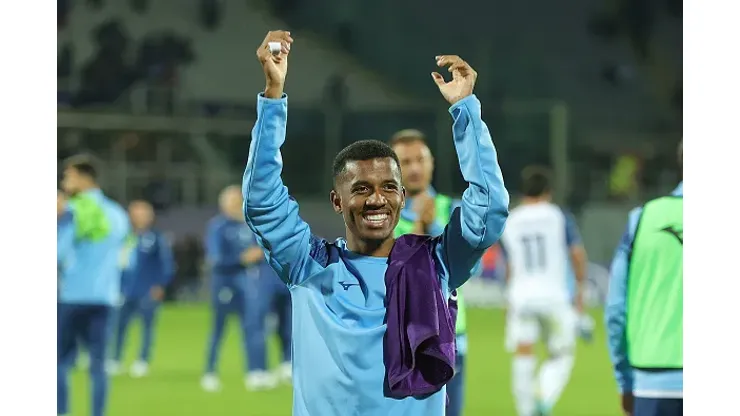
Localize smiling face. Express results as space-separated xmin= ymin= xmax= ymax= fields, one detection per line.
xmin=330 ymin=157 xmax=405 ymax=245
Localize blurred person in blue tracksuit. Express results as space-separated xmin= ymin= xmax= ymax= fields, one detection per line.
xmin=58 ymin=190 xmax=79 ymax=366
xmin=200 ymin=185 xmax=292 ymax=392
xmin=59 ymin=190 xmax=134 ymax=373
xmin=57 ymin=155 xmax=130 ymax=416
xmin=110 ymin=200 xmax=175 ymax=378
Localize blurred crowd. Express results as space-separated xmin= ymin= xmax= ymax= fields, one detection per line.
xmin=58 ymin=0 xmax=195 ymax=112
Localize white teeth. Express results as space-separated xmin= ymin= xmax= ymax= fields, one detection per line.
xmin=365 ymin=214 xmax=388 ymax=222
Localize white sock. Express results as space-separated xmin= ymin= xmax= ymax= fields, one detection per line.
xmin=512 ymin=355 xmax=537 ymax=416
xmin=538 ymin=354 xmax=574 ymax=411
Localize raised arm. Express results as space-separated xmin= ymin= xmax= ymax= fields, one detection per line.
xmin=242 ymin=31 xmax=315 ymax=286
xmin=431 ymin=56 xmax=510 ymax=290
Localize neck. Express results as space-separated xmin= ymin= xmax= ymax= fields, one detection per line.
xmin=407 ymin=186 xmax=431 ymax=199
xmin=345 ymin=234 xmax=396 ymax=257
xmin=521 ymin=196 xmax=549 ymax=205
xmin=76 ymin=184 xmax=98 ymax=194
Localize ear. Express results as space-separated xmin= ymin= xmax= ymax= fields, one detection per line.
xmin=329 ymin=189 xmax=342 ymax=214
xmin=400 ymin=186 xmax=407 ymax=209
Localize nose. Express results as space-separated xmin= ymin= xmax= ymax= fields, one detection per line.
xmin=365 ymin=189 xmax=387 ymax=208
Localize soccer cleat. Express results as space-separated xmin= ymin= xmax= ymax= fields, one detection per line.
xmin=535 ymin=401 xmax=551 ymax=416
xmin=77 ymin=353 xmax=90 ymax=370
xmin=106 ymin=360 xmax=122 ymax=376
xmin=129 ymin=361 xmax=149 ymax=378
xmin=276 ymin=361 xmax=292 ymax=384
xmin=245 ymin=371 xmax=279 ymax=391
xmin=578 ymin=314 xmax=595 ymax=343
xmin=201 ymin=373 xmax=221 ymax=392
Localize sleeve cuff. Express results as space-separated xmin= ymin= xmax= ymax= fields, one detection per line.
xmin=257 ymin=92 xmax=288 ymax=103
xmin=448 ymin=94 xmax=480 ymax=115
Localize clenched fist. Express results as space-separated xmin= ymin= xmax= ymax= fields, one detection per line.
xmin=256 ymin=30 xmax=294 ymax=98
xmin=431 ymin=55 xmax=477 ymax=105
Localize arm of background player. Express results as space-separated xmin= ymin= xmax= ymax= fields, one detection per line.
xmin=437 ymin=95 xmax=510 ymax=290
xmin=499 ymin=242 xmax=511 ymax=286
xmin=398 ymin=212 xmax=428 ymax=236
xmin=241 ymin=232 xmax=267 ymax=266
xmin=119 ymin=234 xmax=137 ymax=271
xmin=564 ymin=210 xmax=588 ymax=312
xmin=157 ymin=233 xmax=176 ymax=287
xmin=426 ymin=198 xmax=463 ymax=238
xmin=605 ymin=208 xmax=642 ymax=394
xmin=204 ymin=222 xmax=241 ymax=269
xmin=242 ymin=94 xmax=316 ymax=286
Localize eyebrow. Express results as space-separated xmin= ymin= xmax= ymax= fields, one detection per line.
xmin=349 ymin=179 xmax=400 ymax=188
xmin=349 ymin=180 xmax=372 ymax=188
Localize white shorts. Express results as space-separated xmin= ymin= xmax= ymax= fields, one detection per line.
xmin=505 ymin=301 xmax=577 ymax=354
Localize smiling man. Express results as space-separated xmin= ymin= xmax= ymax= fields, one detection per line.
xmin=243 ymin=31 xmax=509 ymax=416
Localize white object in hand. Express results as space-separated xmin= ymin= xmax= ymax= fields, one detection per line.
xmin=268 ymin=42 xmax=282 ymax=55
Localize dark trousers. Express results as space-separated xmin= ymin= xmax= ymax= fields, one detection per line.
xmin=58 ymin=303 xmax=112 ymax=416
xmin=244 ymin=272 xmax=292 ymax=372
xmin=446 ymin=353 xmax=466 ymax=416
xmin=113 ymin=297 xmax=161 ymax=363
xmin=634 ymin=397 xmax=683 ymax=416
xmin=205 ymin=281 xmax=250 ymax=374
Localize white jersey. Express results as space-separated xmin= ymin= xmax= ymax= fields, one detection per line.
xmin=501 ymin=202 xmax=580 ymax=306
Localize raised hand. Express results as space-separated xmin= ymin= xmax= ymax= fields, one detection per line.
xmin=256 ymin=30 xmax=294 ymax=98
xmin=431 ymin=55 xmax=477 ymax=105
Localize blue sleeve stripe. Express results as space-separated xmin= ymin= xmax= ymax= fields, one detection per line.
xmin=308 ymin=235 xmax=329 ymax=268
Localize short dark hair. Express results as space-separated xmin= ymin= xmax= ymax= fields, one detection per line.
xmin=521 ymin=166 xmax=552 ymax=197
xmin=332 ymin=140 xmax=401 ymax=184
xmin=62 ymin=153 xmax=100 ymax=181
xmin=388 ymin=129 xmax=427 ymax=148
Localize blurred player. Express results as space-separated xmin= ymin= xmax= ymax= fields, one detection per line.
xmin=57 ymin=155 xmax=130 ymax=416
xmin=245 ymin=241 xmax=293 ymax=385
xmin=110 ymin=200 xmax=175 ymax=378
xmin=58 ymin=190 xmax=80 ymax=367
xmin=500 ymin=167 xmax=588 ymax=416
xmin=390 ymin=129 xmax=471 ymax=416
xmin=606 ymin=143 xmax=683 ymax=416
xmin=201 ymin=185 xmax=280 ymax=392
xmin=244 ymin=31 xmax=508 ymax=416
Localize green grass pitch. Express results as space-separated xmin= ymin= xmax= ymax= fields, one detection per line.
xmin=69 ymin=305 xmax=622 ymax=415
